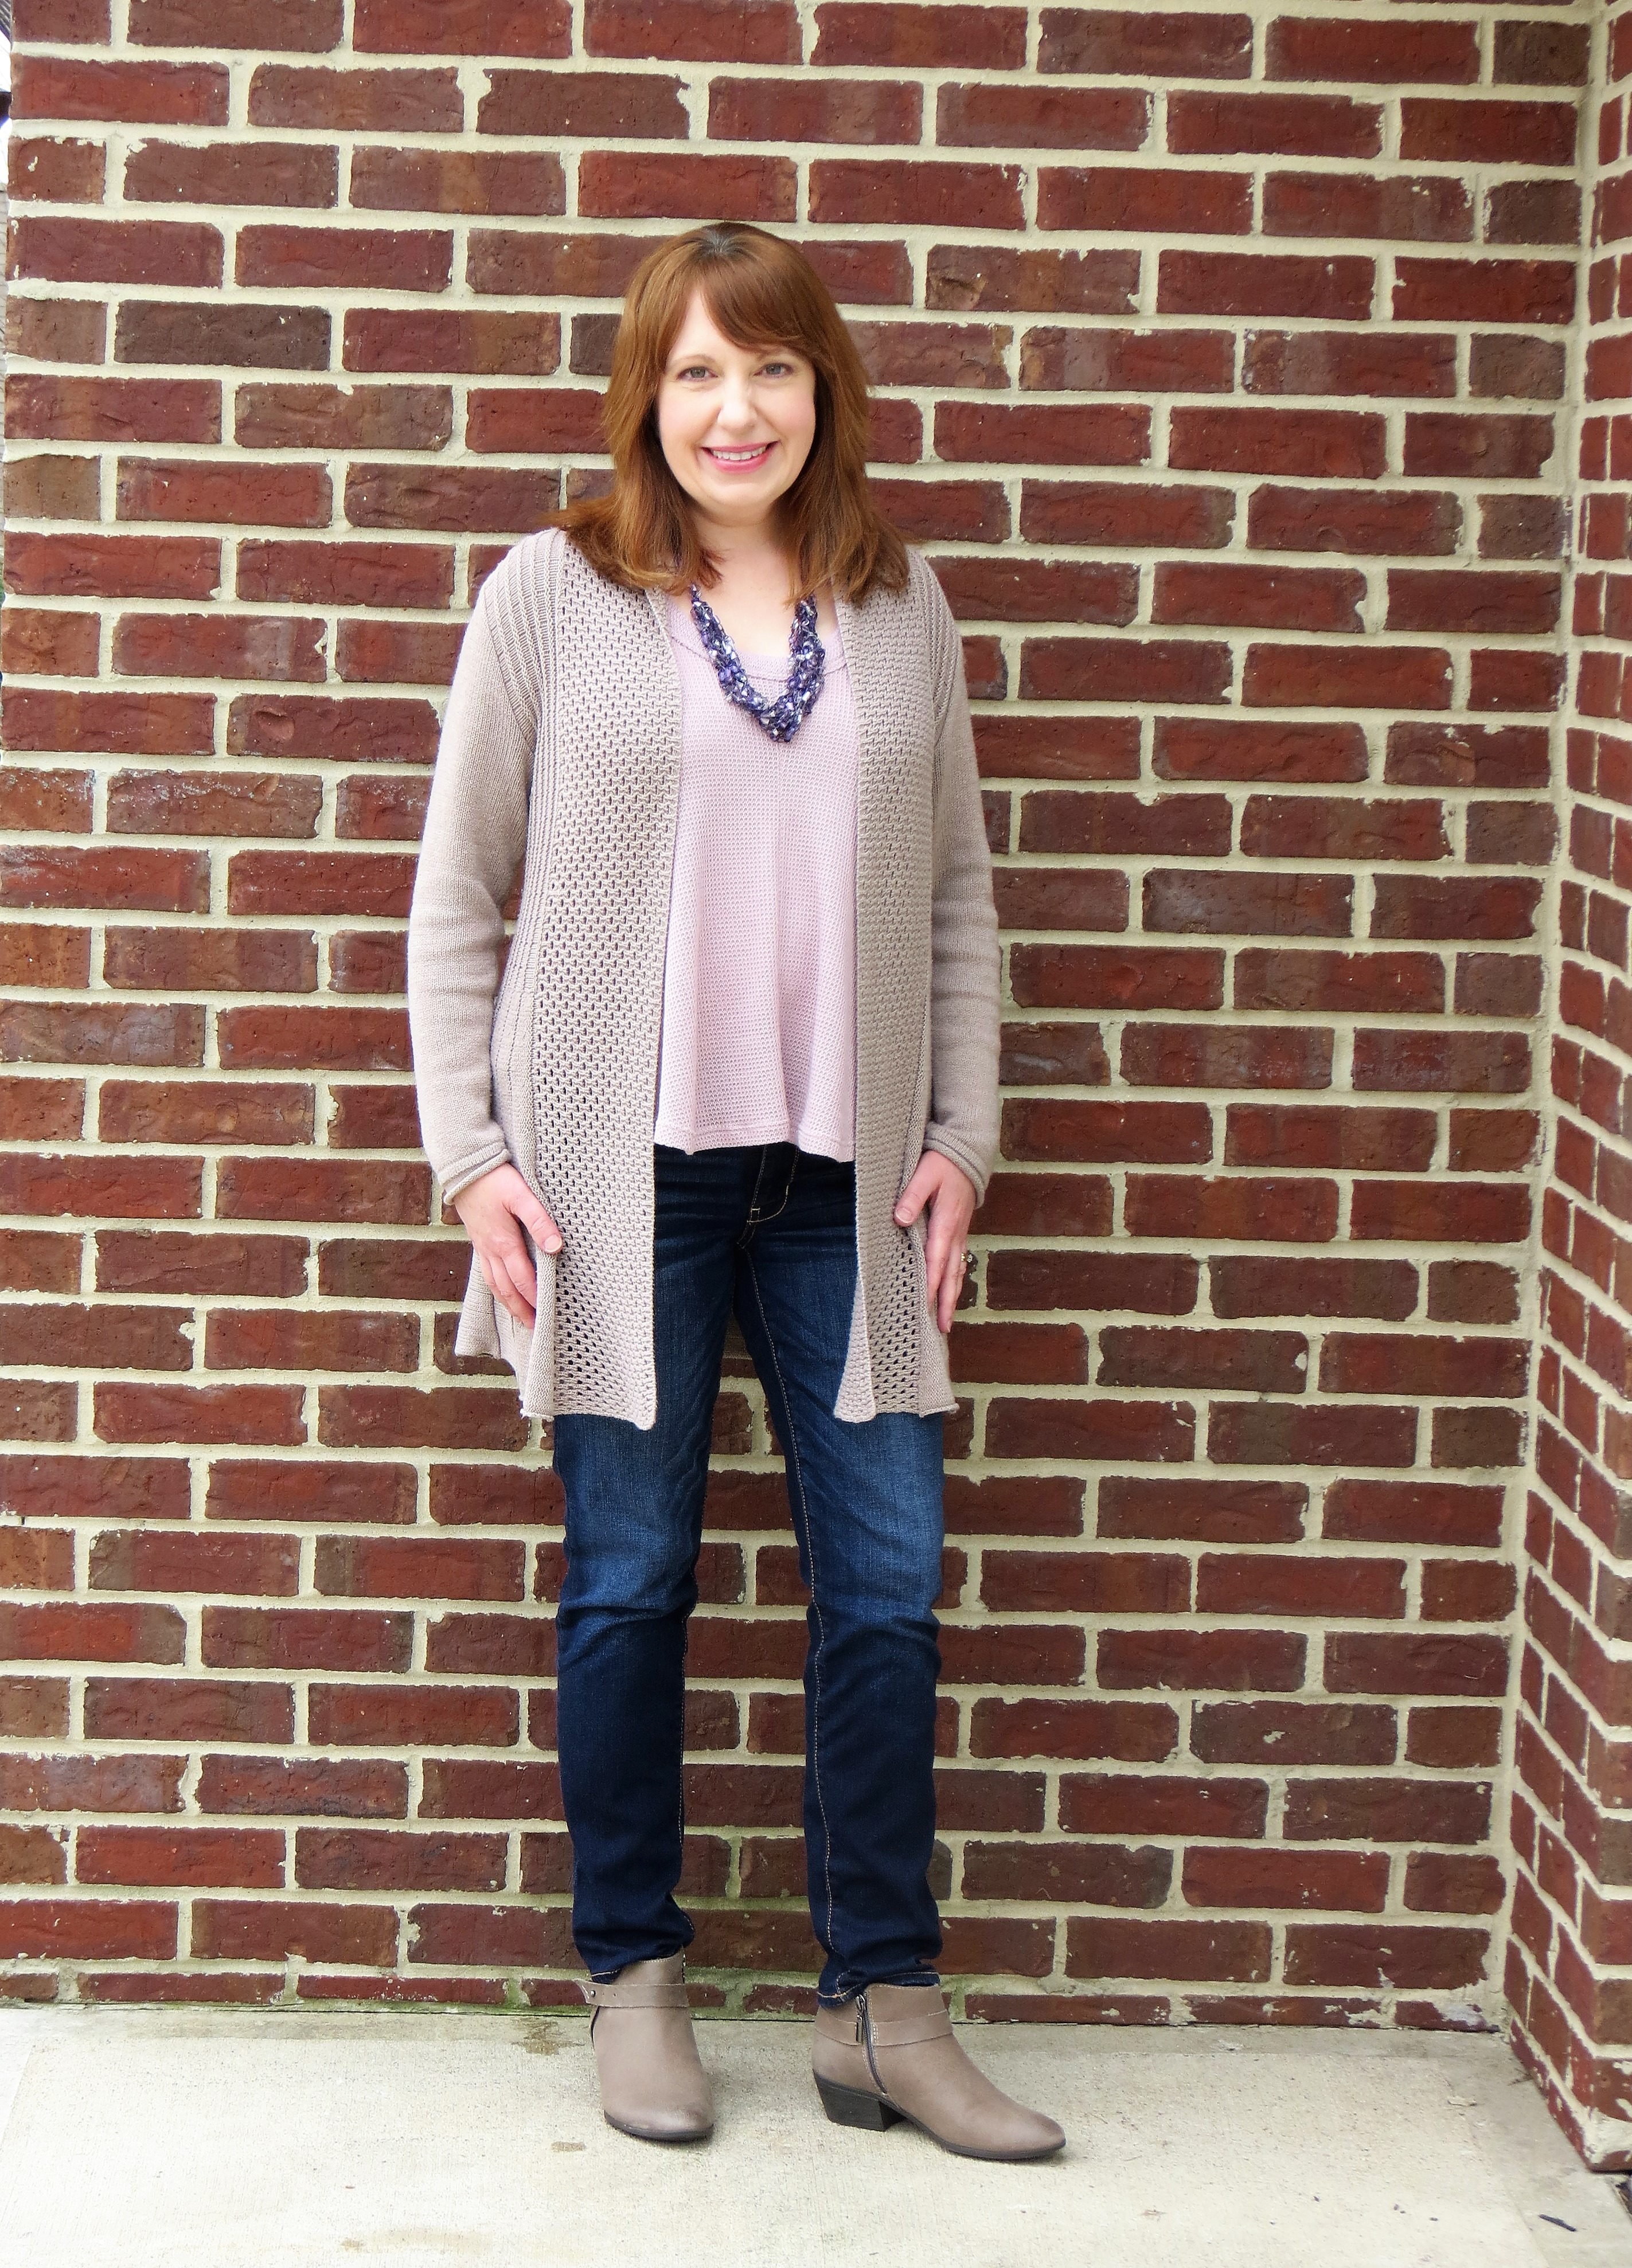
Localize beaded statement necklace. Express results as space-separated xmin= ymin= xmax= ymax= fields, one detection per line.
xmin=689 ymin=585 xmax=826 ymax=745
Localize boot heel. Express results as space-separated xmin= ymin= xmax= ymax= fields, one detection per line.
xmin=815 ymin=2075 xmax=903 ymax=2132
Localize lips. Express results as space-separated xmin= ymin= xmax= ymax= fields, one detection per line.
xmin=702 ymin=443 xmax=774 ymax=467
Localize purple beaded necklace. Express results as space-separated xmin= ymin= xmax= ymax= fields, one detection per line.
xmin=688 ymin=584 xmax=826 ymax=745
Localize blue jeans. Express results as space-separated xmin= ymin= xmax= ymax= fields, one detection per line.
xmin=552 ymin=1140 xmax=946 ymax=2003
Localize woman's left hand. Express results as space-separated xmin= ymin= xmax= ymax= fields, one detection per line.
xmin=895 ymin=1151 xmax=978 ymax=1335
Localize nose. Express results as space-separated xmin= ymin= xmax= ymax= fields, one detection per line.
xmin=711 ymin=374 xmax=760 ymax=434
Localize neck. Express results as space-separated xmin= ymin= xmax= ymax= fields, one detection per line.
xmin=690 ymin=511 xmax=792 ymax=586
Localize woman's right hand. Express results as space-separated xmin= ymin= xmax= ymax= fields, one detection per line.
xmin=451 ymin=1163 xmax=563 ymax=1329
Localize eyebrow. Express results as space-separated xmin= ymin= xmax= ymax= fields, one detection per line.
xmin=666 ymin=343 xmax=798 ymax=366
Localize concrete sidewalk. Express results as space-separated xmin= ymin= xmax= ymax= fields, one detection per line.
xmin=0 ymin=2006 xmax=1626 ymax=2267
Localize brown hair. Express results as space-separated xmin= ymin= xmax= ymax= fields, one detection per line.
xmin=553 ymin=222 xmax=909 ymax=603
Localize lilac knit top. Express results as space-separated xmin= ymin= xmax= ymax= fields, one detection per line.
xmin=653 ymin=590 xmax=858 ymax=1163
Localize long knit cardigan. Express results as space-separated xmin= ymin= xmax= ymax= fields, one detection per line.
xmin=405 ymin=527 xmax=1001 ymax=1429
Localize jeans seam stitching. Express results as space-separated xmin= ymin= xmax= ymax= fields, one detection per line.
xmin=743 ymin=1244 xmax=838 ymax=1968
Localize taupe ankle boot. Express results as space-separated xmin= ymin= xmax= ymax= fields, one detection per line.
xmin=584 ymin=1953 xmax=714 ymax=2143
xmin=813 ymin=1984 xmax=1064 ymax=2161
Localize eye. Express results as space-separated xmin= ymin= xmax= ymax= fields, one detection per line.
xmin=759 ymin=359 xmax=795 ymax=377
xmin=675 ymin=363 xmax=714 ymax=381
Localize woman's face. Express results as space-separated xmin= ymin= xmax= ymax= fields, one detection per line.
xmin=654 ymin=289 xmax=818 ymax=533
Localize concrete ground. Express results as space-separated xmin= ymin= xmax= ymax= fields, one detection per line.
xmin=0 ymin=2006 xmax=1627 ymax=2267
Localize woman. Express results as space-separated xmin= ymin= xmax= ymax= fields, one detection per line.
xmin=407 ymin=222 xmax=1063 ymax=2163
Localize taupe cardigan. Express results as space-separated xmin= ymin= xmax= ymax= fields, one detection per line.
xmin=406 ymin=528 xmax=1001 ymax=1428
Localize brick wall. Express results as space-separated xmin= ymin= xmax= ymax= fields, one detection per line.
xmin=1512 ymin=0 xmax=1632 ymax=2175
xmin=0 ymin=0 xmax=1611 ymax=2146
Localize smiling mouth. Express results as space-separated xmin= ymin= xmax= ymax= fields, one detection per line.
xmin=702 ymin=443 xmax=775 ymax=467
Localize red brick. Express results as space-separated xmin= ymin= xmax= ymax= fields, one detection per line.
xmin=1040 ymin=166 xmax=1247 ymax=238
xmin=114 ymin=300 xmax=331 ymax=371
xmin=985 ymin=1397 xmax=1195 ymax=1464
xmin=942 ymin=83 xmax=1148 ymax=150
xmin=928 ymin=245 xmax=1139 ymax=315
xmin=114 ymin=613 xmax=326 ymax=684
xmin=129 ymin=0 xmax=342 ymax=41
xmin=1396 ymin=258 xmax=1575 ymax=328
xmin=237 ymin=226 xmax=453 ymax=295
xmin=1020 ymin=639 xmax=1231 ymax=705
xmin=1161 ymin=251 xmax=1373 ymax=321
xmin=0 ymin=1751 xmax=186 ymax=1812
xmin=247 ymin=65 xmax=462 ymax=133
xmin=1184 ymin=1844 xmax=1390 ymax=1911
xmin=118 ymin=458 xmax=332 ymax=529
xmin=104 ymin=927 xmax=316 ymax=996
xmin=1143 ymin=870 xmax=1352 ymax=939
xmin=580 ymin=151 xmax=795 ymax=223
xmin=1404 ymin=413 xmax=1555 ymax=480
xmin=353 ymin=0 xmax=571 ymax=53
xmin=124 ymin=139 xmax=339 ymax=208
xmin=1099 ymin=1327 xmax=1307 ymax=1395
xmin=1244 ymin=329 xmax=1457 ymax=400
xmin=1263 ymin=171 xmax=1471 ymax=245
xmin=1167 ymin=92 xmax=1382 ymax=161
xmin=1154 ymin=561 xmax=1362 ymax=632
xmin=1126 ymin=1174 xmax=1337 ymax=1245
xmin=0 ymin=1901 xmax=177 ymax=1962
xmin=13 ymin=56 xmax=228 ymax=126
xmin=1283 ymin=1925 xmax=1487 ymax=1990
xmin=817 ymin=2 xmax=1025 ymax=68
xmin=11 ymin=216 xmax=221 ymax=288
xmin=1208 ymin=1402 xmax=1418 ymax=1469
xmin=1012 ymin=944 xmax=1223 ymax=1015
xmin=236 ymin=384 xmax=452 ymax=453
xmin=1350 ymin=1182 xmax=1531 ymax=1245
xmin=98 ymin=1082 xmax=310 ymax=1147
xmin=317 ymin=1387 xmax=527 ymax=1454
xmin=6 ymin=534 xmax=221 ymax=604
xmin=0 ymin=1078 xmax=84 ymax=1141
xmin=1400 ymin=97 xmax=1578 ymax=168
xmin=985 ymin=1249 xmax=1195 ymax=1319
xmin=1069 ymin=1917 xmax=1272 ymax=1983
xmin=813 ymin=162 xmax=1022 ymax=231
xmin=214 ymin=1156 xmax=427 ymax=1227
xmin=1268 ymin=17 xmax=1479 ymax=81
xmin=227 ymin=693 xmax=440 ymax=767
xmin=345 ymin=464 xmax=559 ymax=534
xmin=1038 ymin=10 xmax=1250 ymax=77
xmin=0 ymin=1301 xmax=192 ymax=1374
xmin=1211 ymin=1257 xmax=1416 ymax=1321
xmin=1328 ymin=1634 xmax=1509 ymax=1698
xmin=192 ymin=1899 xmax=396 ymax=1965
xmin=352 ymin=148 xmax=567 ymax=218
xmin=1153 ymin=718 xmax=1364 ymax=785
xmin=1244 ymin=644 xmax=1453 ymax=712
xmin=5 ymin=298 xmax=107 ymax=361
xmin=8 ymin=377 xmax=220 ymax=448
xmin=709 ymin=75 xmax=920 ymax=144
xmin=1193 ymin=1700 xmax=1396 ymax=1766
xmin=1171 ymin=407 xmax=1385 ymax=479
xmin=12 ymin=0 xmax=110 ymax=36
xmin=1248 ymin=486 xmax=1458 ymax=558
xmin=0 ymin=1601 xmax=185 ymax=1664
xmin=95 ymin=1383 xmax=306 ymax=1448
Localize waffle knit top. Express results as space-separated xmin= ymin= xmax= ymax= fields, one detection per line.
xmin=654 ymin=591 xmax=857 ymax=1163
xmin=405 ymin=528 xmax=1000 ymax=1430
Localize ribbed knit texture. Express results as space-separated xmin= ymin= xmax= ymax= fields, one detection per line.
xmin=654 ymin=592 xmax=858 ymax=1164
xmin=407 ymin=528 xmax=1000 ymax=1429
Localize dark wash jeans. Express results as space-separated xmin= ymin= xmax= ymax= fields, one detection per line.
xmin=552 ymin=1140 xmax=946 ymax=2003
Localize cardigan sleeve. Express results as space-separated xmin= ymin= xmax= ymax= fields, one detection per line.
xmin=407 ymin=561 xmax=540 ymax=1204
xmin=915 ymin=552 xmax=1002 ymax=1208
